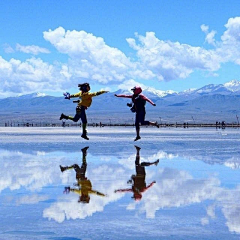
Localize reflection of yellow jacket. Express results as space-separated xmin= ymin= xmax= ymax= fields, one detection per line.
xmin=71 ymin=179 xmax=106 ymax=197
xmin=70 ymin=91 xmax=106 ymax=108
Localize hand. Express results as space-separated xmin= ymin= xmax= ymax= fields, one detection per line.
xmin=114 ymin=94 xmax=118 ymax=97
xmin=63 ymin=92 xmax=70 ymax=100
xmin=127 ymin=179 xmax=132 ymax=184
xmin=63 ymin=186 xmax=70 ymax=194
xmin=153 ymin=103 xmax=156 ymax=106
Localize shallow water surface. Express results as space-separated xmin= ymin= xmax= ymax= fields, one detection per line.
xmin=0 ymin=127 xmax=239 ymax=240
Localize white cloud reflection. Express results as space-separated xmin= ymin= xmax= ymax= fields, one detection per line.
xmin=16 ymin=194 xmax=49 ymax=205
xmin=0 ymin=150 xmax=62 ymax=193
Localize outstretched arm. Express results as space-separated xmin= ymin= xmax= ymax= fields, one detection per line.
xmin=142 ymin=181 xmax=156 ymax=193
xmin=69 ymin=188 xmax=82 ymax=195
xmin=89 ymin=90 xmax=109 ymax=97
xmin=90 ymin=189 xmax=107 ymax=197
xmin=114 ymin=188 xmax=133 ymax=193
xmin=141 ymin=94 xmax=156 ymax=106
xmin=70 ymin=92 xmax=82 ymax=98
xmin=114 ymin=94 xmax=132 ymax=99
xmin=135 ymin=181 xmax=156 ymax=194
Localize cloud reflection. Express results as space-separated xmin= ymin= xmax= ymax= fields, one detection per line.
xmin=0 ymin=150 xmax=62 ymax=193
xmin=0 ymin=147 xmax=240 ymax=234
xmin=16 ymin=194 xmax=49 ymax=205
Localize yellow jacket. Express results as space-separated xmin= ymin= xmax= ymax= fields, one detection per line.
xmin=70 ymin=179 xmax=106 ymax=197
xmin=70 ymin=91 xmax=107 ymax=108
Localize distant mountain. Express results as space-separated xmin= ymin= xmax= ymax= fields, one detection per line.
xmin=1 ymin=80 xmax=240 ymax=124
xmin=224 ymin=80 xmax=240 ymax=92
xmin=194 ymin=84 xmax=230 ymax=95
xmin=163 ymin=80 xmax=240 ymax=103
xmin=17 ymin=92 xmax=48 ymax=99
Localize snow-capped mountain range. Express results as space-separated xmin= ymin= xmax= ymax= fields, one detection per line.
xmin=8 ymin=79 xmax=240 ymax=100
xmin=187 ymin=80 xmax=240 ymax=95
xmin=1 ymin=80 xmax=240 ymax=123
xmin=115 ymin=80 xmax=240 ymax=98
xmin=17 ymin=92 xmax=47 ymax=98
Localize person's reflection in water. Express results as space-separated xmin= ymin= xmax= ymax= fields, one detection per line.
xmin=60 ymin=146 xmax=106 ymax=203
xmin=115 ymin=145 xmax=159 ymax=201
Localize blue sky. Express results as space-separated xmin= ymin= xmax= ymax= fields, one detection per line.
xmin=1 ymin=0 xmax=240 ymax=97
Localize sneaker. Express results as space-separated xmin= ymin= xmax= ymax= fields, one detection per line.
xmin=134 ymin=145 xmax=141 ymax=151
xmin=81 ymin=134 xmax=89 ymax=140
xmin=60 ymin=165 xmax=66 ymax=172
xmin=134 ymin=136 xmax=141 ymax=141
xmin=154 ymin=159 xmax=160 ymax=166
xmin=63 ymin=186 xmax=70 ymax=194
xmin=59 ymin=113 xmax=65 ymax=120
xmin=81 ymin=146 xmax=89 ymax=153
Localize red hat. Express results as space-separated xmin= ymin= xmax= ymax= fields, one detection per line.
xmin=131 ymin=86 xmax=142 ymax=95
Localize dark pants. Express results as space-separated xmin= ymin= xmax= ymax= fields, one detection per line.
xmin=71 ymin=163 xmax=87 ymax=179
xmin=135 ymin=156 xmax=146 ymax=176
xmin=70 ymin=106 xmax=87 ymax=124
xmin=135 ymin=110 xmax=149 ymax=130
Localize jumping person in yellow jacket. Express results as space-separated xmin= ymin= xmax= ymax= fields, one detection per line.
xmin=60 ymin=83 xmax=108 ymax=140
xmin=60 ymin=146 xmax=106 ymax=203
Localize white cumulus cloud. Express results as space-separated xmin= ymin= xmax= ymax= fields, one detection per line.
xmin=43 ymin=27 xmax=133 ymax=84
xmin=2 ymin=17 xmax=240 ymax=96
xmin=127 ymin=32 xmax=220 ymax=81
xmin=0 ymin=57 xmax=66 ymax=95
xmin=219 ymin=17 xmax=240 ymax=65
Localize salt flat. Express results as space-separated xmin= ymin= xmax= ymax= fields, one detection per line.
xmin=0 ymin=127 xmax=239 ymax=239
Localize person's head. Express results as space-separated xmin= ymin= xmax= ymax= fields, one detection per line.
xmin=78 ymin=194 xmax=90 ymax=203
xmin=132 ymin=192 xmax=142 ymax=201
xmin=78 ymin=83 xmax=90 ymax=92
xmin=131 ymin=86 xmax=142 ymax=95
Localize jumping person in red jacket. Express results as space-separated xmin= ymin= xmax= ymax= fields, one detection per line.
xmin=115 ymin=86 xmax=159 ymax=141
xmin=114 ymin=145 xmax=159 ymax=201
